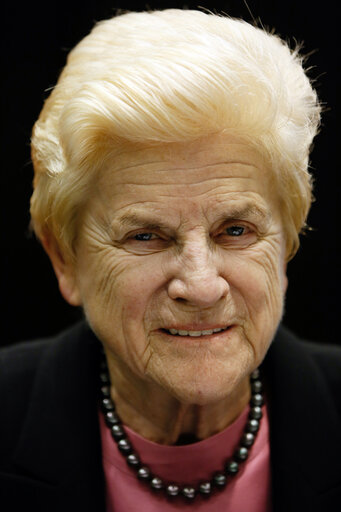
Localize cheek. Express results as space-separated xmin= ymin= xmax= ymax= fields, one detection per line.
xmin=114 ymin=259 xmax=165 ymax=317
xmin=76 ymin=248 xmax=166 ymax=376
xmin=78 ymin=247 xmax=163 ymax=325
xmin=227 ymin=243 xmax=286 ymax=318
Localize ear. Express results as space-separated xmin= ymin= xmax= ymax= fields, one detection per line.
xmin=282 ymin=261 xmax=288 ymax=294
xmin=41 ymin=233 xmax=82 ymax=306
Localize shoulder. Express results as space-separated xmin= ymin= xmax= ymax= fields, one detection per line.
xmin=269 ymin=324 xmax=341 ymax=414
xmin=0 ymin=338 xmax=50 ymax=383
xmin=0 ymin=337 xmax=53 ymax=418
xmin=275 ymin=324 xmax=341 ymax=370
xmin=291 ymin=329 xmax=341 ymax=404
xmin=263 ymin=327 xmax=341 ymax=502
xmin=0 ymin=321 xmax=88 ymax=389
xmin=0 ymin=320 xmax=99 ymax=467
xmin=0 ymin=322 xmax=92 ymax=435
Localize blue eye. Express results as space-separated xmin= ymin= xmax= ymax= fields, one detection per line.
xmin=226 ymin=226 xmax=245 ymax=236
xmin=134 ymin=233 xmax=154 ymax=241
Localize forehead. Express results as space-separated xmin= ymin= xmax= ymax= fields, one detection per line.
xmin=93 ymin=133 xmax=278 ymax=221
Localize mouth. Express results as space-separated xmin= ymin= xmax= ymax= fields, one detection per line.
xmin=160 ymin=325 xmax=232 ymax=338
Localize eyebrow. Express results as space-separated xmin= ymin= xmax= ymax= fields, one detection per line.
xmin=112 ymin=202 xmax=271 ymax=232
xmin=214 ymin=203 xmax=272 ymax=225
xmin=112 ymin=212 xmax=171 ymax=232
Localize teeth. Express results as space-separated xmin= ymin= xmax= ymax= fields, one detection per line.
xmin=167 ymin=327 xmax=228 ymax=337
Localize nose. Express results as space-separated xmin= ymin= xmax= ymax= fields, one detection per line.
xmin=167 ymin=240 xmax=229 ymax=308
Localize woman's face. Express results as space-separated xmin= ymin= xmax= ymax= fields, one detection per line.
xmin=69 ymin=133 xmax=287 ymax=405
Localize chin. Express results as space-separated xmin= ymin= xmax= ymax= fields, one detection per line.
xmin=147 ymin=348 xmax=252 ymax=406
xmin=164 ymin=375 xmax=246 ymax=407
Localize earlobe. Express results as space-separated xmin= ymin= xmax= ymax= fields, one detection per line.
xmin=40 ymin=233 xmax=82 ymax=306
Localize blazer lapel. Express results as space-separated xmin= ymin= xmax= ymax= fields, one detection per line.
xmin=10 ymin=321 xmax=105 ymax=511
xmin=264 ymin=326 xmax=341 ymax=511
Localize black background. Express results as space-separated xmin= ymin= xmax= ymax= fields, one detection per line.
xmin=1 ymin=1 xmax=339 ymax=347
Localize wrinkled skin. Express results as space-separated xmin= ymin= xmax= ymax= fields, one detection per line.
xmin=46 ymin=133 xmax=288 ymax=444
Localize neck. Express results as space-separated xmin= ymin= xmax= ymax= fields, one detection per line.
xmin=105 ymin=354 xmax=251 ymax=445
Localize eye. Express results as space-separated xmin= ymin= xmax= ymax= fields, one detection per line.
xmin=214 ymin=222 xmax=256 ymax=248
xmin=225 ymin=225 xmax=246 ymax=236
xmin=133 ymin=232 xmax=158 ymax=241
xmin=122 ymin=231 xmax=169 ymax=255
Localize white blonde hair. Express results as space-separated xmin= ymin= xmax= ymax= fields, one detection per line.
xmin=30 ymin=8 xmax=321 ymax=261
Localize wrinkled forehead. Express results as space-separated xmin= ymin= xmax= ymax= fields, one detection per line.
xmin=97 ymin=134 xmax=274 ymax=196
xmin=87 ymin=133 xmax=281 ymax=230
xmin=96 ymin=133 xmax=271 ymax=187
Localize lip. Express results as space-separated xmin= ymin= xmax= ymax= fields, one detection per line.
xmin=158 ymin=325 xmax=235 ymax=346
xmin=162 ymin=324 xmax=231 ymax=331
xmin=159 ymin=325 xmax=234 ymax=338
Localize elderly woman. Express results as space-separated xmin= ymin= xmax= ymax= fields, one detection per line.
xmin=1 ymin=8 xmax=340 ymax=512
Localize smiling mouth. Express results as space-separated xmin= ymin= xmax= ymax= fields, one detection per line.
xmin=161 ymin=326 xmax=231 ymax=338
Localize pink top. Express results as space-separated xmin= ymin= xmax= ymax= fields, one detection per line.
xmin=99 ymin=403 xmax=272 ymax=511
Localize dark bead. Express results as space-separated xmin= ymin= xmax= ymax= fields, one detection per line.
xmin=250 ymin=368 xmax=260 ymax=380
xmin=199 ymin=482 xmax=212 ymax=495
xmin=137 ymin=466 xmax=151 ymax=480
xmin=105 ymin=411 xmax=120 ymax=426
xmin=100 ymin=385 xmax=111 ymax=398
xmin=251 ymin=393 xmax=263 ymax=407
xmin=126 ymin=453 xmax=140 ymax=467
xmin=99 ymin=371 xmax=110 ymax=384
xmin=166 ymin=484 xmax=180 ymax=497
xmin=182 ymin=487 xmax=196 ymax=499
xmin=249 ymin=406 xmax=263 ymax=420
xmin=235 ymin=446 xmax=249 ymax=461
xmin=225 ymin=460 xmax=239 ymax=475
xmin=150 ymin=477 xmax=164 ymax=490
xmin=251 ymin=380 xmax=263 ymax=393
xmin=213 ymin=473 xmax=227 ymax=488
xmin=117 ymin=438 xmax=131 ymax=453
xmin=111 ymin=424 xmax=124 ymax=440
xmin=101 ymin=398 xmax=115 ymax=412
xmin=246 ymin=419 xmax=260 ymax=433
xmin=241 ymin=432 xmax=255 ymax=447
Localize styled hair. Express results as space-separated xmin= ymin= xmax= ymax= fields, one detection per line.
xmin=30 ymin=8 xmax=321 ymax=261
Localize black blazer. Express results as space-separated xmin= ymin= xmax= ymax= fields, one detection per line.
xmin=1 ymin=321 xmax=341 ymax=511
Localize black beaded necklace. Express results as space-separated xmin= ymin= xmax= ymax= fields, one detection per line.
xmin=99 ymin=354 xmax=264 ymax=502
